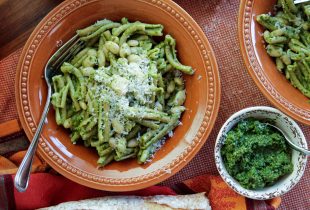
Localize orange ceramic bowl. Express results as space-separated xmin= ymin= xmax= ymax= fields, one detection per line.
xmin=239 ymin=0 xmax=310 ymax=125
xmin=15 ymin=0 xmax=220 ymax=191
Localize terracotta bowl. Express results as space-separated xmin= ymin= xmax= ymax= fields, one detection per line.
xmin=15 ymin=0 xmax=220 ymax=191
xmin=215 ymin=106 xmax=308 ymax=200
xmin=238 ymin=0 xmax=310 ymax=125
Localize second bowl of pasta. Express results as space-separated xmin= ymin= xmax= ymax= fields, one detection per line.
xmin=239 ymin=0 xmax=310 ymax=125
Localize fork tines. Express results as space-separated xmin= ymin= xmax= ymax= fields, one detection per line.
xmin=50 ymin=35 xmax=85 ymax=70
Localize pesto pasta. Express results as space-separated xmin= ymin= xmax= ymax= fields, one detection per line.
xmin=257 ymin=0 xmax=310 ymax=98
xmin=51 ymin=18 xmax=194 ymax=166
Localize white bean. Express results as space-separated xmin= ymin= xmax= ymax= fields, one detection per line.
xmin=127 ymin=40 xmax=139 ymax=47
xmin=120 ymin=43 xmax=131 ymax=58
xmin=105 ymin=41 xmax=120 ymax=55
xmin=127 ymin=54 xmax=141 ymax=63
xmin=167 ymin=81 xmax=175 ymax=93
xmin=127 ymin=139 xmax=139 ymax=147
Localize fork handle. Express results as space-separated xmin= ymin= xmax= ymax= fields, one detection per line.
xmin=14 ymin=86 xmax=52 ymax=192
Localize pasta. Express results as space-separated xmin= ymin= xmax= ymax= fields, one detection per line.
xmin=257 ymin=0 xmax=310 ymax=98
xmin=51 ymin=18 xmax=194 ymax=166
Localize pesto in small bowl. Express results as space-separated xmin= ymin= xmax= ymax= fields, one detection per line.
xmin=221 ymin=118 xmax=293 ymax=190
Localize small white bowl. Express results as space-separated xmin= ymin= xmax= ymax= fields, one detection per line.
xmin=214 ymin=106 xmax=308 ymax=200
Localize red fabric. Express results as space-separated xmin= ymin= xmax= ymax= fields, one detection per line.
xmin=13 ymin=173 xmax=176 ymax=210
xmin=0 ymin=173 xmax=281 ymax=210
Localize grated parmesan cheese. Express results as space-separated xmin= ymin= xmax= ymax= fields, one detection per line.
xmin=168 ymin=131 xmax=174 ymax=137
xmin=56 ymin=40 xmax=63 ymax=48
xmin=163 ymin=168 xmax=172 ymax=174
xmin=92 ymin=56 xmax=156 ymax=135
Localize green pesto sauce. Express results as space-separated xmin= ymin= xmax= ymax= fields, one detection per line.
xmin=221 ymin=118 xmax=293 ymax=190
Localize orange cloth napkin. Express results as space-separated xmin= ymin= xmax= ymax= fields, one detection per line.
xmin=175 ymin=174 xmax=281 ymax=210
xmin=0 ymin=151 xmax=47 ymax=176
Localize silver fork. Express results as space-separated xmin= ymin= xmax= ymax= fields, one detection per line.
xmin=294 ymin=0 xmax=310 ymax=4
xmin=14 ymin=34 xmax=85 ymax=192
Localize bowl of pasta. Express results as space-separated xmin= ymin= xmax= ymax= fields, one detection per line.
xmin=15 ymin=0 xmax=220 ymax=191
xmin=239 ymin=0 xmax=310 ymax=125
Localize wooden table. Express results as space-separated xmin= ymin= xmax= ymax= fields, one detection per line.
xmin=0 ymin=0 xmax=63 ymax=59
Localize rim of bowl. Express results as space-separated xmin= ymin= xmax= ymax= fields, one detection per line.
xmin=214 ymin=106 xmax=308 ymax=200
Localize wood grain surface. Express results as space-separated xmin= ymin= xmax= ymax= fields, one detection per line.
xmin=0 ymin=0 xmax=62 ymax=59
